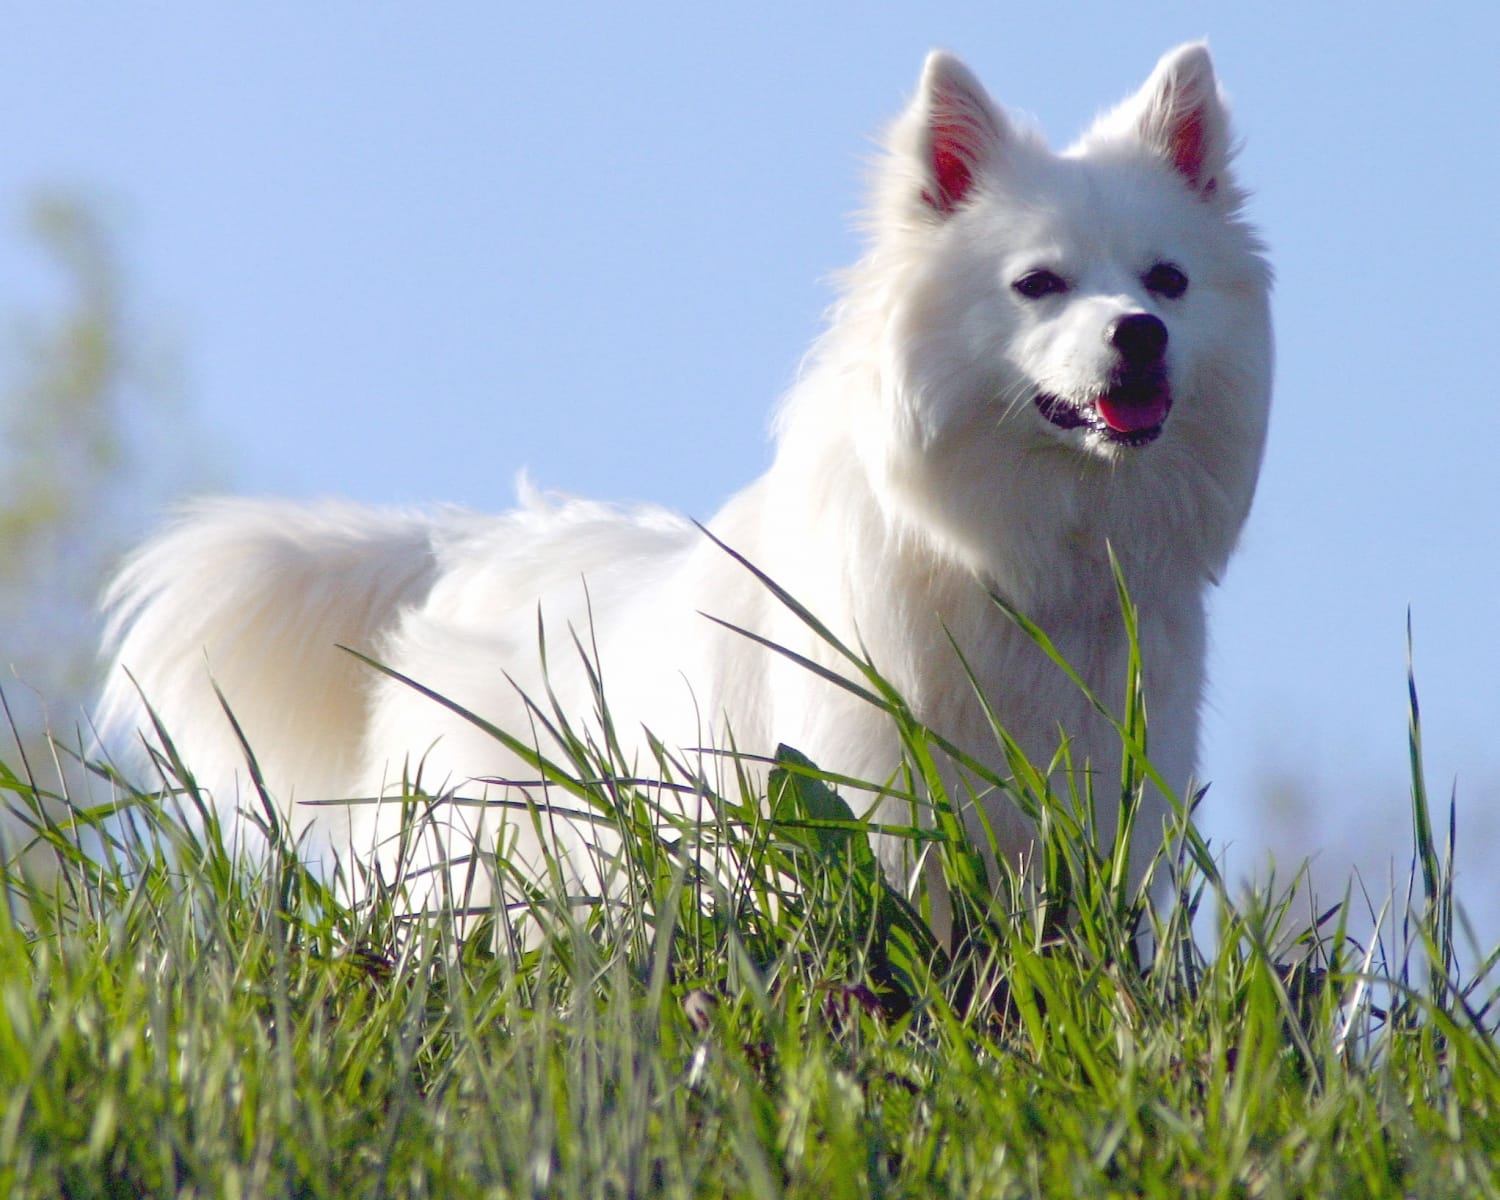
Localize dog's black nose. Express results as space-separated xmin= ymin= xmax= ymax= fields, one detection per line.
xmin=1109 ymin=313 xmax=1168 ymax=363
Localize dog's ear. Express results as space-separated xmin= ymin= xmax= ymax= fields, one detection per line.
xmin=905 ymin=52 xmax=1008 ymax=216
xmin=1114 ymin=42 xmax=1234 ymax=198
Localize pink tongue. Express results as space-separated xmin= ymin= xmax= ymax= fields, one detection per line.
xmin=1097 ymin=391 xmax=1169 ymax=433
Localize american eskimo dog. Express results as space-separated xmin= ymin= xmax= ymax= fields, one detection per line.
xmin=99 ymin=43 xmax=1271 ymax=938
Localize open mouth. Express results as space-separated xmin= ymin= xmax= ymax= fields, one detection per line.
xmin=1034 ymin=385 xmax=1172 ymax=447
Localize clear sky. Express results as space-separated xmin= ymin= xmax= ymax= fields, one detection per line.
xmin=2 ymin=4 xmax=1497 ymax=940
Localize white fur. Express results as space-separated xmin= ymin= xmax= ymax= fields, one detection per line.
xmin=98 ymin=44 xmax=1272 ymax=937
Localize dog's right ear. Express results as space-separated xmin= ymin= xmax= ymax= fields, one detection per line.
xmin=901 ymin=52 xmax=1008 ymax=218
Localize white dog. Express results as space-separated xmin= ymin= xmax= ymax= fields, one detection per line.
xmin=99 ymin=44 xmax=1271 ymax=938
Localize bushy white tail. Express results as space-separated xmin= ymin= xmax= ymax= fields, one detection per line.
xmin=98 ymin=499 xmax=447 ymax=819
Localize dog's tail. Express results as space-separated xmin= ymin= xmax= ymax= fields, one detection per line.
xmin=97 ymin=497 xmax=447 ymax=817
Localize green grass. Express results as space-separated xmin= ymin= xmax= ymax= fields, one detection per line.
xmin=2 ymin=614 xmax=1498 ymax=1198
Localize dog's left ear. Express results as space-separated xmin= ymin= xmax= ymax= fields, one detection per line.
xmin=1117 ymin=42 xmax=1234 ymax=198
xmin=886 ymin=51 xmax=1009 ymax=219
xmin=914 ymin=53 xmax=1006 ymax=214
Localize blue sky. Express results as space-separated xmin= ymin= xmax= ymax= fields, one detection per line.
xmin=2 ymin=4 xmax=1497 ymax=936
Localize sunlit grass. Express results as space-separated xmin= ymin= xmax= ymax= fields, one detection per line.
xmin=2 ymin=608 xmax=1497 ymax=1198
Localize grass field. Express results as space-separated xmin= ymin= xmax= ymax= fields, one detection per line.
xmin=2 ymin=617 xmax=1497 ymax=1198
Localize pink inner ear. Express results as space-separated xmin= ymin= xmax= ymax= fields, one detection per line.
xmin=924 ymin=115 xmax=977 ymax=215
xmin=1168 ymin=106 xmax=1208 ymax=189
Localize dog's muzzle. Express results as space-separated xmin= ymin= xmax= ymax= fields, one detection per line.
xmin=1033 ymin=312 xmax=1172 ymax=447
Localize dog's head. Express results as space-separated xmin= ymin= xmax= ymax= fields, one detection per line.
xmin=872 ymin=42 xmax=1271 ymax=456
xmin=823 ymin=44 xmax=1274 ymax=590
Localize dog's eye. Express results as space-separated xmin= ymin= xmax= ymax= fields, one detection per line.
xmin=1143 ymin=262 xmax=1189 ymax=299
xmin=1012 ymin=270 xmax=1068 ymax=300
